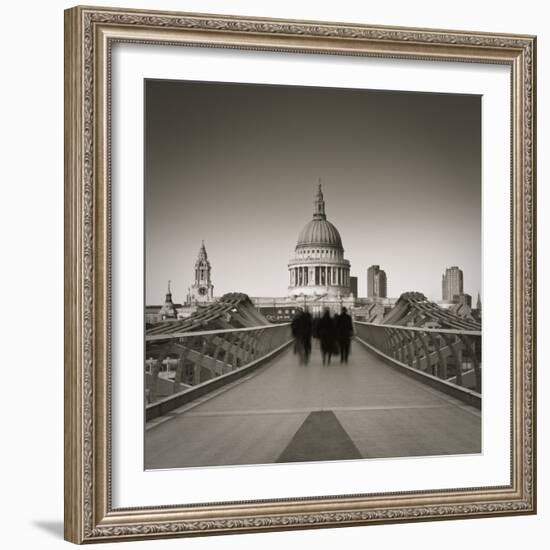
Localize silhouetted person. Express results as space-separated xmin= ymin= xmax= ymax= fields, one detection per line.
xmin=291 ymin=310 xmax=305 ymax=363
xmin=318 ymin=308 xmax=336 ymax=365
xmin=312 ymin=315 xmax=320 ymax=339
xmin=291 ymin=310 xmax=313 ymax=365
xmin=335 ymin=307 xmax=353 ymax=363
xmin=301 ymin=309 xmax=313 ymax=364
xmin=333 ymin=312 xmax=340 ymax=356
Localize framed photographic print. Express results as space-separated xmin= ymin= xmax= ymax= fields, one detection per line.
xmin=64 ymin=5 xmax=537 ymax=544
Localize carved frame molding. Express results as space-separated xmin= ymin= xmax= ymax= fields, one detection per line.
xmin=64 ymin=5 xmax=536 ymax=544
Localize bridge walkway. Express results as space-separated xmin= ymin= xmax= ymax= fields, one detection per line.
xmin=145 ymin=339 xmax=481 ymax=469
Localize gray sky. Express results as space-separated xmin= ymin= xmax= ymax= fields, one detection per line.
xmin=145 ymin=79 xmax=481 ymax=304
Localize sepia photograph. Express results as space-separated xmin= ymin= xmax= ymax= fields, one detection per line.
xmin=143 ymin=78 xmax=482 ymax=470
xmin=61 ymin=3 xmax=538 ymax=543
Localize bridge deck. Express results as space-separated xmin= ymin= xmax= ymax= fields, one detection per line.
xmin=145 ymin=339 xmax=481 ymax=469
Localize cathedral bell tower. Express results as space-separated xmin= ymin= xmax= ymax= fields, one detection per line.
xmin=187 ymin=241 xmax=214 ymax=304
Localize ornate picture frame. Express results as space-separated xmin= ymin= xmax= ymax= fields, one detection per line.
xmin=64 ymin=5 xmax=536 ymax=544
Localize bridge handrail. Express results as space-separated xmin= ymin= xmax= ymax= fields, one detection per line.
xmin=354 ymin=335 xmax=481 ymax=408
xmin=146 ymin=322 xmax=291 ymax=342
xmin=353 ymin=320 xmax=481 ymax=336
xmin=353 ymin=320 xmax=482 ymax=395
xmin=145 ymin=322 xmax=293 ymax=420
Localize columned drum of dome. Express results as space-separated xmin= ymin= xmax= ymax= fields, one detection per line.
xmin=288 ymin=185 xmax=352 ymax=299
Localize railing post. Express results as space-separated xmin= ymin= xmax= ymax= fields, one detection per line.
xmin=174 ymin=355 xmax=184 ymax=387
xmin=251 ymin=329 xmax=261 ymax=359
xmin=428 ymin=332 xmax=447 ymax=378
xmin=238 ymin=333 xmax=250 ymax=365
xmin=395 ymin=330 xmax=407 ymax=363
xmin=441 ymin=333 xmax=463 ymax=386
xmin=212 ymin=335 xmax=224 ymax=364
xmin=460 ymin=335 xmax=481 ymax=393
xmin=417 ymin=332 xmax=432 ymax=373
xmin=223 ymin=332 xmax=237 ymax=369
xmin=402 ymin=331 xmax=417 ymax=368
xmin=230 ymin=332 xmax=241 ymax=369
xmin=386 ymin=328 xmax=401 ymax=362
xmin=150 ymin=358 xmax=161 ymax=402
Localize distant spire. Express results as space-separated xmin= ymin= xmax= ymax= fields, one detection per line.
xmin=313 ymin=181 xmax=326 ymax=220
xmin=195 ymin=240 xmax=211 ymax=272
xmin=160 ymin=279 xmax=177 ymax=319
xmin=476 ymin=292 xmax=482 ymax=310
xmin=198 ymin=240 xmax=208 ymax=260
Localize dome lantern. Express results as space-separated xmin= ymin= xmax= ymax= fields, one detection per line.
xmin=313 ymin=182 xmax=326 ymax=220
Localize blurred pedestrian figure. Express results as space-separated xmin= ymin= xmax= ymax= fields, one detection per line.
xmin=333 ymin=311 xmax=340 ymax=357
xmin=312 ymin=315 xmax=320 ymax=340
xmin=318 ymin=308 xmax=336 ymax=365
xmin=301 ymin=308 xmax=313 ymax=364
xmin=291 ymin=310 xmax=305 ymax=364
xmin=335 ymin=307 xmax=353 ymax=364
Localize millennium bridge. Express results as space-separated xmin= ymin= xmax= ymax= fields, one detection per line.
xmin=145 ymin=293 xmax=481 ymax=469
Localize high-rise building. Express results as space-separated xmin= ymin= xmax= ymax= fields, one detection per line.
xmin=367 ymin=265 xmax=387 ymax=299
xmin=350 ymin=276 xmax=358 ymax=298
xmin=442 ymin=266 xmax=464 ymax=301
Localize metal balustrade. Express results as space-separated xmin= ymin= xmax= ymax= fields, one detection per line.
xmin=353 ymin=321 xmax=482 ymax=394
xmin=145 ymin=323 xmax=292 ymax=416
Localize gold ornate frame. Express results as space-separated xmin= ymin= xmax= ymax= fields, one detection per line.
xmin=64 ymin=5 xmax=537 ymax=544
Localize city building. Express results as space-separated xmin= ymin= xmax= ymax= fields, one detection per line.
xmin=350 ymin=276 xmax=358 ymax=298
xmin=186 ymin=241 xmax=214 ymax=304
xmin=449 ymin=297 xmax=474 ymax=321
xmin=367 ymin=265 xmax=387 ymax=299
xmin=147 ymin=186 xmax=357 ymax=325
xmin=158 ymin=280 xmax=178 ymax=320
xmin=254 ymin=185 xmax=355 ymax=317
xmin=442 ymin=266 xmax=464 ymax=301
xmin=257 ymin=305 xmax=299 ymax=323
xmin=145 ymin=281 xmax=184 ymax=325
xmin=288 ymin=184 xmax=352 ymax=300
xmin=454 ymin=293 xmax=472 ymax=308
xmin=150 ymin=186 xmax=486 ymax=326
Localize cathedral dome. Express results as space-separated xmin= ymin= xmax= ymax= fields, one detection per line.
xmin=288 ymin=184 xmax=351 ymax=301
xmin=297 ymin=218 xmax=342 ymax=248
xmin=295 ymin=184 xmax=343 ymax=249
